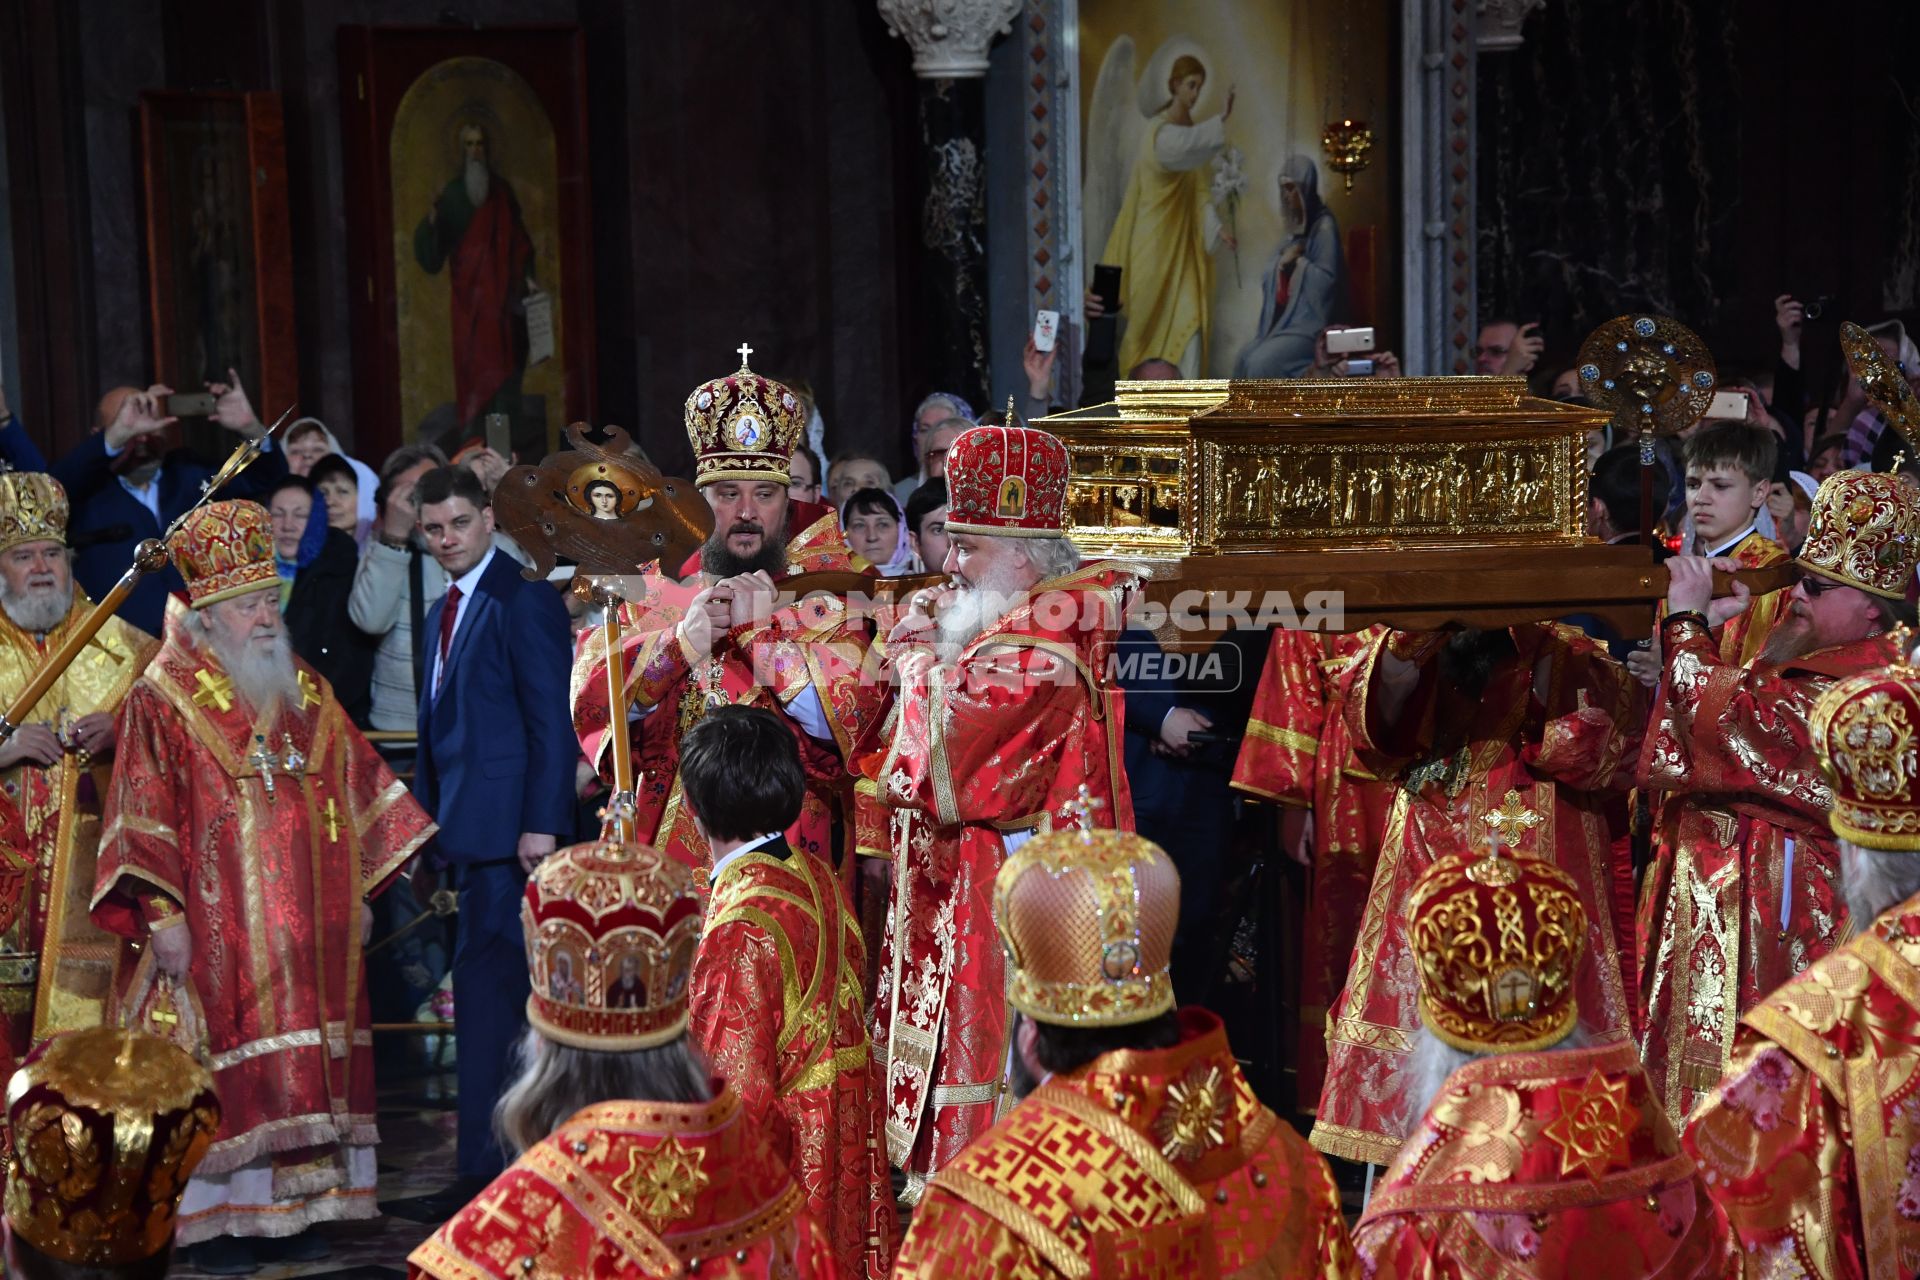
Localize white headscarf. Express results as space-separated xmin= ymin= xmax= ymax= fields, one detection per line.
xmin=288 ymin=417 xmax=379 ymax=527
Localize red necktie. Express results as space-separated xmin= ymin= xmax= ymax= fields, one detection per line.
xmin=436 ymin=584 xmax=463 ymax=692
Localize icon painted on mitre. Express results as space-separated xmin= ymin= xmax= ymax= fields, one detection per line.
xmin=696 ymin=390 xmax=714 ymax=411
xmin=734 ymin=414 xmax=763 ymax=449
xmin=996 ymin=475 xmax=1027 ymax=519
xmin=607 ymin=951 xmax=648 ymax=1009
xmin=547 ymin=947 xmax=585 ymax=1003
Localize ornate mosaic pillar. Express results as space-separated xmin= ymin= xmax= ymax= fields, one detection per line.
xmin=878 ymin=0 xmax=1022 ymax=409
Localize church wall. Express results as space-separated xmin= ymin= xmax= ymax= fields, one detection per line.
xmin=10 ymin=0 xmax=917 ymax=479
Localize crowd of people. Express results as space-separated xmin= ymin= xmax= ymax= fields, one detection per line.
xmin=0 ymin=296 xmax=1916 ymax=1280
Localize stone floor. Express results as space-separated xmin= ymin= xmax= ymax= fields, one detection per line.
xmin=170 ymin=1068 xmax=460 ymax=1280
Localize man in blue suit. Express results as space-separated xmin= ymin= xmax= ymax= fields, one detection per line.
xmin=49 ymin=376 xmax=286 ymax=636
xmin=409 ymin=465 xmax=575 ymax=1204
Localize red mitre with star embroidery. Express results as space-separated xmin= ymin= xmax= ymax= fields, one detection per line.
xmin=943 ymin=424 xmax=1070 ymax=538
xmin=168 ymin=499 xmax=277 ymax=608
xmin=683 ymin=347 xmax=807 ymax=488
xmin=523 ymin=836 xmax=704 ymax=1051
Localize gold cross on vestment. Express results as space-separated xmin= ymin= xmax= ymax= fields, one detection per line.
xmin=323 ymin=798 xmax=342 ymax=843
xmin=1482 ymin=789 xmax=1541 ymax=858
xmin=473 ymin=1188 xmax=521 ymax=1234
xmin=297 ymin=669 xmax=322 ymax=709
xmin=192 ymin=669 xmax=233 ymax=713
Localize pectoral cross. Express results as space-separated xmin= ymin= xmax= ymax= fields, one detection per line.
xmin=1482 ymin=789 xmax=1541 ymax=859
xmin=248 ymin=735 xmax=278 ymax=799
xmin=1063 ymin=783 xmax=1106 ymax=834
xmin=736 ymin=342 xmax=754 ymax=368
xmin=192 ymin=669 xmax=233 ymax=713
xmin=322 ymin=798 xmax=342 ymax=843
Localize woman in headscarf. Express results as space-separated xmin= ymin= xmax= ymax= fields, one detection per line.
xmin=841 ymin=488 xmax=915 ymax=577
xmin=283 ymin=416 xmax=380 ymax=532
xmin=264 ymin=475 xmax=379 ymax=725
xmin=1232 ymin=155 xmax=1348 ymax=379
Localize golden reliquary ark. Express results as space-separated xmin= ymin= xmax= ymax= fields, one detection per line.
xmin=1039 ymin=377 xmax=1609 ymax=558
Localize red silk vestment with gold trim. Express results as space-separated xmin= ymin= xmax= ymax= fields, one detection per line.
xmin=570 ymin=513 xmax=881 ymax=875
xmin=1314 ymin=625 xmax=1643 ymax=1167
xmin=92 ymin=604 xmax=433 ymax=1190
xmin=1354 ymin=1040 xmax=1736 ymax=1279
xmin=1684 ymin=887 xmax=1920 ymax=1280
xmin=1656 ymin=530 xmax=1790 ymax=667
xmin=407 ymin=1091 xmax=839 ymax=1280
xmin=1230 ymin=625 xmax=1394 ymax=1106
xmin=892 ymin=1009 xmax=1354 ymax=1279
xmin=1637 ymin=627 xmax=1897 ymax=1125
xmin=0 ymin=598 xmax=153 ymax=1076
xmin=689 ymin=845 xmax=895 ymax=1278
xmin=867 ymin=562 xmax=1139 ymax=1186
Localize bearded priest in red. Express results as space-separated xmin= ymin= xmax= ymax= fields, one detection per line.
xmin=91 ymin=500 xmax=434 ymax=1268
xmin=682 ymin=705 xmax=896 ymax=1278
xmin=0 ymin=473 xmax=155 ymax=1074
xmin=1353 ymin=835 xmax=1735 ymax=1277
xmin=1638 ymin=469 xmax=1920 ymax=1126
xmin=868 ymin=422 xmax=1142 ymax=1196
xmin=1683 ymin=649 xmax=1920 ymax=1280
xmin=1313 ymin=622 xmax=1644 ymax=1167
xmin=1230 ymin=624 xmax=1395 ymax=1107
xmin=410 ymin=829 xmax=837 ymax=1279
xmin=571 ymin=349 xmax=881 ymax=877
xmin=894 ymin=822 xmax=1355 ymax=1278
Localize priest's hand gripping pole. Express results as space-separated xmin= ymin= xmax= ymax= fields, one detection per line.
xmin=581 ymin=575 xmax=638 ymax=846
xmin=0 ymin=407 xmax=293 ymax=744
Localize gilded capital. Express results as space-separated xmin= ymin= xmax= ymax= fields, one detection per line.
xmin=876 ymin=0 xmax=1022 ymax=78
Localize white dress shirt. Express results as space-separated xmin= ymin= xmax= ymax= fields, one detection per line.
xmin=430 ymin=546 xmax=497 ymax=695
xmin=709 ymin=831 xmax=788 ymax=886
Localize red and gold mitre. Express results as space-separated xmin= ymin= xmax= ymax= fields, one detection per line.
xmin=944 ymin=423 xmax=1070 ymax=538
xmin=1407 ymin=845 xmax=1588 ymax=1053
xmin=523 ymin=836 xmax=704 ymax=1051
xmin=0 ymin=472 xmax=68 ymax=554
xmin=1811 ymin=653 xmax=1920 ymax=849
xmin=168 ymin=499 xmax=277 ymax=608
xmin=683 ymin=347 xmax=805 ymax=487
xmin=5 ymin=1027 xmax=220 ymax=1265
xmin=1797 ymin=468 xmax=1920 ymax=599
xmin=993 ymin=814 xmax=1178 ymax=1027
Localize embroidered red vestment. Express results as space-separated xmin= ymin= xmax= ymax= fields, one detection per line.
xmin=689 ymin=845 xmax=895 ymax=1278
xmin=866 ymin=562 xmax=1139 ymax=1190
xmin=1355 ymin=1040 xmax=1736 ymax=1278
xmin=408 ymin=1092 xmax=838 ymax=1279
xmin=1637 ymin=628 xmax=1897 ymax=1124
xmin=1315 ymin=624 xmax=1643 ymax=1166
xmin=892 ymin=1009 xmax=1354 ymax=1279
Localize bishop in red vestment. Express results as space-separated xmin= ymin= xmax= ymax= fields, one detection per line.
xmin=1230 ymin=623 xmax=1395 ymax=1105
xmin=1638 ymin=470 xmax=1920 ymax=1124
xmin=681 ymin=706 xmax=895 ymax=1278
xmin=1684 ymin=650 xmax=1920 ymax=1280
xmin=1314 ymin=622 xmax=1644 ymax=1167
xmin=410 ymin=822 xmax=837 ymax=1279
xmin=571 ymin=353 xmax=882 ymax=877
xmin=91 ymin=501 xmax=433 ymax=1251
xmin=1353 ymin=843 xmax=1735 ymax=1278
xmin=894 ymin=823 xmax=1354 ymax=1278
xmin=865 ymin=423 xmax=1140 ymax=1195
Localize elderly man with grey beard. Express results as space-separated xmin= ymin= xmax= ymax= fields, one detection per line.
xmin=93 ymin=499 xmax=434 ymax=1274
xmin=1685 ymin=654 xmax=1920 ymax=1277
xmin=0 ymin=472 xmax=155 ymax=1084
xmin=863 ymin=423 xmax=1144 ymax=1197
xmin=1351 ymin=835 xmax=1736 ymax=1277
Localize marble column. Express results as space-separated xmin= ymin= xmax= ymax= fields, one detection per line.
xmin=877 ymin=0 xmax=1021 ymax=410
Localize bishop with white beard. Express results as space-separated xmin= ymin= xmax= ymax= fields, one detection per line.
xmin=0 ymin=472 xmax=155 ymax=1077
xmin=93 ymin=499 xmax=434 ymax=1270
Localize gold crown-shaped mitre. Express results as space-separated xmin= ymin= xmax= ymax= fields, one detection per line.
xmin=0 ymin=472 xmax=69 ymax=555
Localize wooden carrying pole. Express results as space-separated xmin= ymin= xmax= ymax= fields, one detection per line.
xmin=601 ymin=596 xmax=636 ymax=845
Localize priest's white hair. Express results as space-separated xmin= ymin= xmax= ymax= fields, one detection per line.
xmin=1404 ymin=1023 xmax=1591 ymax=1120
xmin=1839 ymin=839 xmax=1920 ymax=930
